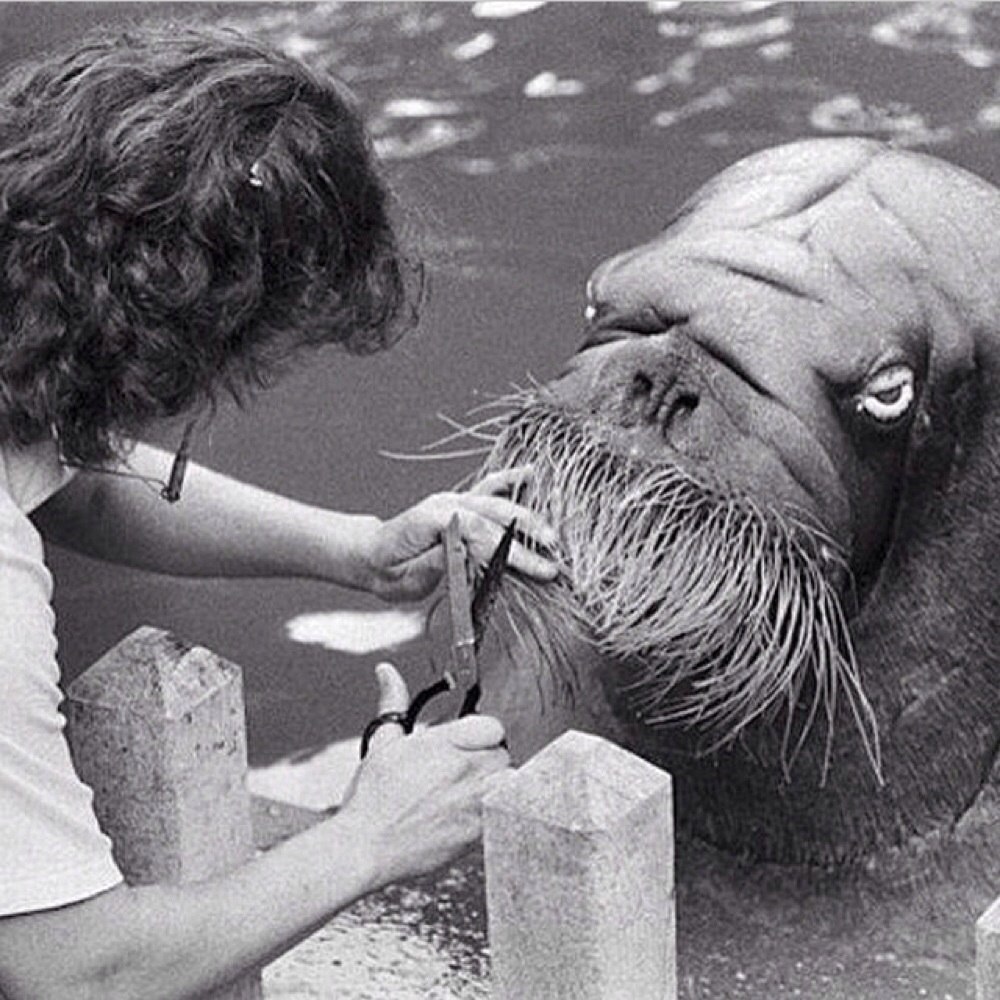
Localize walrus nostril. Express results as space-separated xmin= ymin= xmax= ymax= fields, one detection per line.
xmin=621 ymin=371 xmax=655 ymax=426
xmin=631 ymin=371 xmax=654 ymax=400
xmin=662 ymin=391 xmax=699 ymax=442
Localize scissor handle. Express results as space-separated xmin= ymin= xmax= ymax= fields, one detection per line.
xmin=403 ymin=676 xmax=453 ymax=731
xmin=458 ymin=683 xmax=481 ymax=717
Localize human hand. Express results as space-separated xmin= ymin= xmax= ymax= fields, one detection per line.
xmin=338 ymin=662 xmax=510 ymax=888
xmin=352 ymin=466 xmax=559 ymax=602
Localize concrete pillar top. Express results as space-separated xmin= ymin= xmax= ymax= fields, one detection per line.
xmin=483 ymin=729 xmax=673 ymax=833
xmin=67 ymin=625 xmax=240 ymax=720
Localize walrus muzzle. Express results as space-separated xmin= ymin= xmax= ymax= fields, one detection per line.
xmin=480 ymin=391 xmax=881 ymax=784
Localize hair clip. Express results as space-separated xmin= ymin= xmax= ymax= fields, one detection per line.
xmin=249 ymin=161 xmax=264 ymax=188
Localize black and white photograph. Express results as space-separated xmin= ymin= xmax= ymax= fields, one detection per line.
xmin=1 ymin=2 xmax=999 ymax=997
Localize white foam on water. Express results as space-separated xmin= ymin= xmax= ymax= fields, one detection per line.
xmin=652 ymin=86 xmax=736 ymax=129
xmin=285 ymin=608 xmax=425 ymax=655
xmin=759 ymin=39 xmax=793 ymax=61
xmin=696 ymin=14 xmax=793 ymax=50
xmin=632 ymin=72 xmax=670 ymax=96
xmin=978 ymin=104 xmax=1000 ymax=128
xmin=656 ymin=20 xmax=698 ymax=40
xmin=383 ymin=98 xmax=464 ymax=119
xmin=523 ymin=71 xmax=586 ymax=99
xmin=265 ymin=908 xmax=488 ymax=999
xmin=631 ymin=50 xmax=702 ymax=93
xmin=809 ymin=93 xmax=928 ymax=137
xmin=450 ymin=31 xmax=497 ymax=61
xmin=472 ymin=1 xmax=546 ymax=19
xmin=374 ymin=119 xmax=486 ymax=161
xmin=961 ymin=47 xmax=996 ymax=68
xmin=278 ymin=32 xmax=322 ymax=58
xmin=449 ymin=157 xmax=500 ymax=176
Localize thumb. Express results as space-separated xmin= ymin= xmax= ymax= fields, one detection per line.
xmin=375 ymin=661 xmax=410 ymax=715
xmin=366 ymin=661 xmax=411 ymax=754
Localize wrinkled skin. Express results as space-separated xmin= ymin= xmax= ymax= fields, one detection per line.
xmin=475 ymin=138 xmax=1000 ymax=878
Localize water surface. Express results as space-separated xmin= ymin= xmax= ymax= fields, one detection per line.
xmin=4 ymin=0 xmax=998 ymax=768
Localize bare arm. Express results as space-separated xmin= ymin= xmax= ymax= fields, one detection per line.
xmin=0 ymin=667 xmax=508 ymax=1000
xmin=32 ymin=442 xmax=557 ymax=600
xmin=0 ymin=812 xmax=378 ymax=1000
xmin=33 ymin=442 xmax=376 ymax=583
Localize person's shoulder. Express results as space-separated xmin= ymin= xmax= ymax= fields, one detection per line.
xmin=0 ymin=437 xmax=74 ymax=514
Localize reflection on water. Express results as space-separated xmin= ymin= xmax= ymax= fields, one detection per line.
xmin=221 ymin=1 xmax=1000 ymax=167
xmin=211 ymin=0 xmax=1000 ymax=751
xmin=41 ymin=0 xmax=1000 ymax=763
xmin=285 ymin=606 xmax=425 ymax=654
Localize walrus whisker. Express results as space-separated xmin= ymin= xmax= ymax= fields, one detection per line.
xmin=431 ymin=411 xmax=512 ymax=446
xmin=476 ymin=397 xmax=884 ymax=784
xmin=378 ymin=446 xmax=495 ymax=462
xmin=378 ymin=394 xmax=534 ymax=467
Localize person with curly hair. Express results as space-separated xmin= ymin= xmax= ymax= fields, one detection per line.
xmin=0 ymin=24 xmax=556 ymax=999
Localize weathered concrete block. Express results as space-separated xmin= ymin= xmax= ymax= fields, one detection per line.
xmin=483 ymin=729 xmax=675 ymax=1000
xmin=66 ymin=626 xmax=261 ymax=1000
xmin=978 ymin=896 xmax=1000 ymax=1000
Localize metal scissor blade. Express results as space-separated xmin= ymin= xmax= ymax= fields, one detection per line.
xmin=444 ymin=513 xmax=477 ymax=688
xmin=471 ymin=518 xmax=517 ymax=651
xmin=458 ymin=518 xmax=517 ymax=717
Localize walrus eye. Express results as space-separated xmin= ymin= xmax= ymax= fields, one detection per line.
xmin=857 ymin=365 xmax=915 ymax=424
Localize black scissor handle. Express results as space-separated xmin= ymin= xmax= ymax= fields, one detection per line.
xmin=403 ymin=676 xmax=453 ymax=732
xmin=458 ymin=682 xmax=481 ymax=718
xmin=359 ymin=710 xmax=409 ymax=759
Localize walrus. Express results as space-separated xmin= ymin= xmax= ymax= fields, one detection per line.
xmin=467 ymin=137 xmax=1000 ymax=888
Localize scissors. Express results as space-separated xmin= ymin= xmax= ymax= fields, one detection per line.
xmin=360 ymin=514 xmax=516 ymax=758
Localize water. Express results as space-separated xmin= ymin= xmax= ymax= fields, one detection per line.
xmin=3 ymin=0 xmax=994 ymax=765
xmin=4 ymin=3 xmax=999 ymax=995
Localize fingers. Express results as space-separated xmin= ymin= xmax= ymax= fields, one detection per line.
xmin=451 ymin=501 xmax=559 ymax=581
xmin=376 ymin=661 xmax=409 ymax=715
xmin=459 ymin=493 xmax=557 ymax=549
xmin=469 ymin=465 xmax=533 ymax=498
xmin=438 ymin=713 xmax=508 ymax=751
xmin=368 ymin=661 xmax=410 ymax=752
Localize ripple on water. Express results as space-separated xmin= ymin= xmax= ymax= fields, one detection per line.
xmin=471 ymin=1 xmax=546 ymax=20
xmin=695 ymin=13 xmax=793 ymax=50
xmin=448 ymin=31 xmax=497 ymax=62
xmin=381 ymin=97 xmax=465 ymax=119
xmin=221 ymin=2 xmax=1000 ymax=170
xmin=373 ymin=119 xmax=487 ymax=161
xmin=522 ymin=71 xmax=586 ymax=99
xmin=809 ymin=92 xmax=949 ymax=146
xmin=264 ymin=860 xmax=490 ymax=1000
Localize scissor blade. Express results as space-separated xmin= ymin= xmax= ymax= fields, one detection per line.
xmin=444 ymin=514 xmax=477 ymax=686
xmin=471 ymin=518 xmax=517 ymax=651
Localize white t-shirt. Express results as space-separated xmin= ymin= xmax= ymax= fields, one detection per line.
xmin=0 ymin=439 xmax=122 ymax=915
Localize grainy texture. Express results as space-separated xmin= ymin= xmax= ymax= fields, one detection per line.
xmin=977 ymin=897 xmax=1000 ymax=1000
xmin=66 ymin=626 xmax=261 ymax=1000
xmin=483 ymin=730 xmax=675 ymax=1000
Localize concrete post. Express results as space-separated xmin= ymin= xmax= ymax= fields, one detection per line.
xmin=978 ymin=896 xmax=1000 ymax=1000
xmin=65 ymin=626 xmax=262 ymax=1000
xmin=483 ymin=729 xmax=675 ymax=1000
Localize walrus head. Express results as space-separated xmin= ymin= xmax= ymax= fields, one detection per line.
xmin=473 ymin=138 xmax=1000 ymax=868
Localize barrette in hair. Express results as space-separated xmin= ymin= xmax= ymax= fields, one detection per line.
xmin=249 ymin=161 xmax=264 ymax=188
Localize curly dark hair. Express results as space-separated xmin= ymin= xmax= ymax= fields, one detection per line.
xmin=0 ymin=22 xmax=423 ymax=464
